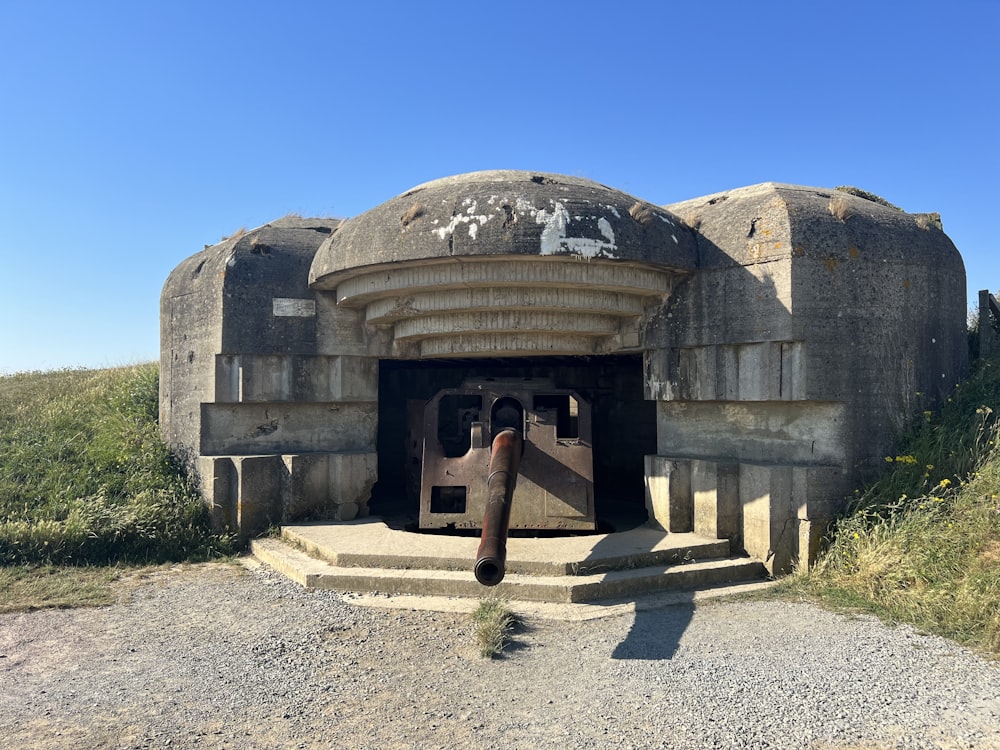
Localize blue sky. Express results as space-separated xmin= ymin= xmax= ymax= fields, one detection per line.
xmin=1 ymin=0 xmax=997 ymax=374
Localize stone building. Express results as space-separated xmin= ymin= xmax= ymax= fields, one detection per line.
xmin=160 ymin=171 xmax=966 ymax=574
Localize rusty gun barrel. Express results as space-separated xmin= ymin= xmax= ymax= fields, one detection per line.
xmin=474 ymin=427 xmax=523 ymax=586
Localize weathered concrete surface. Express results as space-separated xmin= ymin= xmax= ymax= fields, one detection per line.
xmin=321 ymin=251 xmax=682 ymax=358
xmin=281 ymin=519 xmax=731 ymax=575
xmin=162 ymin=176 xmax=967 ymax=575
xmin=161 ymin=217 xmax=377 ymax=533
xmin=161 ymin=217 xmax=342 ymax=463
xmin=196 ymin=452 xmax=377 ymax=540
xmin=310 ymin=170 xmax=698 ymax=285
xmin=213 ymin=354 xmax=377 ymax=403
xmin=642 ymin=183 xmax=967 ymax=572
xmin=199 ymin=401 xmax=376 ymax=455
xmin=250 ymin=520 xmax=766 ymax=602
xmin=653 ymin=400 xmax=846 ymax=465
xmin=644 ymin=456 xmax=692 ymax=532
xmin=254 ymin=538 xmax=765 ymax=602
xmin=309 ymin=171 xmax=699 ymax=359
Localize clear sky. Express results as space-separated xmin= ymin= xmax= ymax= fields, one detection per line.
xmin=1 ymin=0 xmax=997 ymax=374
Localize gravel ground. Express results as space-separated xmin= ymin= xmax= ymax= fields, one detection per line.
xmin=1 ymin=560 xmax=998 ymax=750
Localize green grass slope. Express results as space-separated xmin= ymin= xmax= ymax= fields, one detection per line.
xmin=0 ymin=364 xmax=232 ymax=565
xmin=790 ymin=355 xmax=1000 ymax=655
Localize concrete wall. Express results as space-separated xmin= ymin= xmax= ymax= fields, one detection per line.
xmin=642 ymin=183 xmax=967 ymax=572
xmin=160 ymin=217 xmax=377 ymax=539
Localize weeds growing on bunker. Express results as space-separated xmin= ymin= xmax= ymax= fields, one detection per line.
xmin=786 ymin=354 xmax=1000 ymax=656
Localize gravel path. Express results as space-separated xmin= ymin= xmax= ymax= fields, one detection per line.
xmin=0 ymin=561 xmax=997 ymax=750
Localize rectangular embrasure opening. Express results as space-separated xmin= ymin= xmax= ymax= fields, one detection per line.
xmin=533 ymin=394 xmax=579 ymax=439
xmin=430 ymin=485 xmax=467 ymax=514
xmin=437 ymin=395 xmax=482 ymax=457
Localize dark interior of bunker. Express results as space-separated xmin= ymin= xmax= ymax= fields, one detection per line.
xmin=371 ymin=354 xmax=656 ymax=533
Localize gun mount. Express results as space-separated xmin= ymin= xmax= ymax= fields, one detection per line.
xmin=412 ymin=380 xmax=596 ymax=585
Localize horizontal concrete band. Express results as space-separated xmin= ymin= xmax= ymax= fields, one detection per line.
xmin=332 ymin=257 xmax=680 ymax=307
xmin=672 ymin=341 xmax=804 ymax=401
xmin=200 ymin=401 xmax=377 ymax=455
xmin=392 ymin=310 xmax=622 ymax=341
xmin=413 ymin=333 xmax=612 ymax=358
xmin=364 ymin=287 xmax=648 ymax=323
xmin=655 ymin=400 xmax=847 ymax=466
xmin=214 ymin=354 xmax=377 ymax=403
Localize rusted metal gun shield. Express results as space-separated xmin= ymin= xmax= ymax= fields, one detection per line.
xmin=416 ymin=381 xmax=595 ymax=532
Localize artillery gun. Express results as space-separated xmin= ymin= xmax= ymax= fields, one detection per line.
xmin=412 ymin=380 xmax=595 ymax=585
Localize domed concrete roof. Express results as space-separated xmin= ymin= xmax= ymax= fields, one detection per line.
xmin=306 ymin=171 xmax=698 ymax=359
xmin=309 ymin=170 xmax=698 ymax=288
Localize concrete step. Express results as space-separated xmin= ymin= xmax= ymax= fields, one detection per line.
xmin=251 ymin=518 xmax=768 ymax=604
xmin=252 ymin=537 xmax=765 ymax=603
xmin=279 ymin=519 xmax=733 ymax=575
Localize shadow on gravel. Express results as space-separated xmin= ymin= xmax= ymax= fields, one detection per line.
xmin=580 ymin=520 xmax=697 ymax=660
xmin=499 ymin=619 xmax=535 ymax=658
xmin=609 ymin=596 xmax=696 ymax=660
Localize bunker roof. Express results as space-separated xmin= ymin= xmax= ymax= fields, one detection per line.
xmin=310 ymin=170 xmax=699 ymax=290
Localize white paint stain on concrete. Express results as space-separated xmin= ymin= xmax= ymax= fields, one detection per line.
xmin=598 ymin=217 xmax=615 ymax=244
xmin=428 ymin=195 xmax=620 ymax=257
xmin=432 ymin=199 xmax=492 ymax=241
xmin=535 ymin=201 xmax=618 ymax=259
xmin=537 ymin=202 xmax=570 ymax=255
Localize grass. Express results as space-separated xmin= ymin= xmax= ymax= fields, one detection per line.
xmin=834 ymin=185 xmax=902 ymax=211
xmin=784 ymin=354 xmax=1000 ymax=656
xmin=628 ymin=201 xmax=655 ymax=225
xmin=827 ymin=195 xmax=853 ymax=222
xmin=0 ymin=564 xmax=120 ymax=612
xmin=0 ymin=364 xmax=234 ymax=609
xmin=472 ymin=596 xmax=516 ymax=658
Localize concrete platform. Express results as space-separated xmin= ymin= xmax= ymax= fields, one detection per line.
xmin=251 ymin=518 xmax=769 ymax=604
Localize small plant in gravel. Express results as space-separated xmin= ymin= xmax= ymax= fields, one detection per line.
xmin=472 ymin=596 xmax=515 ymax=658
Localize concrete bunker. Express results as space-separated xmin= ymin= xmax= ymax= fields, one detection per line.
xmin=161 ymin=171 xmax=968 ymax=578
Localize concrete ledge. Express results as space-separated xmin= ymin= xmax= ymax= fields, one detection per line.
xmin=655 ymin=400 xmax=846 ymax=466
